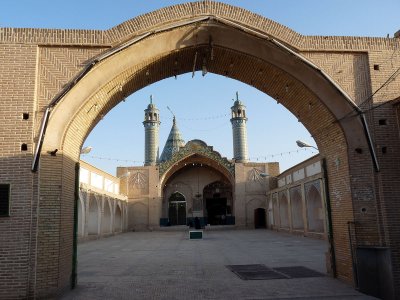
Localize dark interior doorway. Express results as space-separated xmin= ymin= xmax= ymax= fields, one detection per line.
xmin=169 ymin=192 xmax=186 ymax=225
xmin=254 ymin=208 xmax=266 ymax=228
xmin=206 ymin=198 xmax=227 ymax=225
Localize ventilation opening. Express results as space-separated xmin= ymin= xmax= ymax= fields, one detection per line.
xmin=21 ymin=144 xmax=28 ymax=151
xmin=0 ymin=184 xmax=10 ymax=217
xmin=373 ymin=64 xmax=380 ymax=70
xmin=355 ymin=148 xmax=363 ymax=154
xmin=378 ymin=119 xmax=387 ymax=125
xmin=382 ymin=146 xmax=387 ymax=154
xmin=22 ymin=113 xmax=29 ymax=120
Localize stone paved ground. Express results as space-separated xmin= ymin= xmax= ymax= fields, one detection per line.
xmin=61 ymin=230 xmax=376 ymax=300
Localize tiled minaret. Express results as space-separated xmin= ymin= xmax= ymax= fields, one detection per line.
xmin=230 ymin=92 xmax=248 ymax=163
xmin=143 ymin=96 xmax=160 ymax=166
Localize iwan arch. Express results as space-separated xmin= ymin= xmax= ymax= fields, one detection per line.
xmin=1 ymin=1 xmax=400 ymax=299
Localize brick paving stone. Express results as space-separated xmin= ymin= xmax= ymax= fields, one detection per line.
xmin=61 ymin=230 xmax=376 ymax=300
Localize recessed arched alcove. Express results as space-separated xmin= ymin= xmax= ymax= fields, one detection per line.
xmin=88 ymin=195 xmax=100 ymax=235
xmin=114 ymin=204 xmax=123 ymax=232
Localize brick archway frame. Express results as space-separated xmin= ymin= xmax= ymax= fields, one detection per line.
xmin=3 ymin=1 xmax=399 ymax=299
xmin=39 ymin=5 xmax=376 ymax=297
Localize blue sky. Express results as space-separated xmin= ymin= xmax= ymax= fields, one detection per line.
xmin=2 ymin=1 xmax=399 ymax=175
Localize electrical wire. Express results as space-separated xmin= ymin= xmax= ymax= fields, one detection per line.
xmin=248 ymin=147 xmax=316 ymax=162
xmin=82 ymin=148 xmax=316 ymax=165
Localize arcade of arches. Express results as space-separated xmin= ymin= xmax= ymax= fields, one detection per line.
xmin=1 ymin=1 xmax=400 ymax=299
xmin=77 ymin=160 xmax=128 ymax=240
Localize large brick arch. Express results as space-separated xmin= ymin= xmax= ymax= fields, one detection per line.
xmin=2 ymin=1 xmax=399 ymax=299
xmin=39 ymin=12 xmax=376 ymax=294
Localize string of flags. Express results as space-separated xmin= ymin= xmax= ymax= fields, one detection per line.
xmin=170 ymin=111 xmax=231 ymax=121
xmin=248 ymin=147 xmax=317 ymax=162
xmin=85 ymin=155 xmax=144 ymax=164
xmin=83 ymin=147 xmax=317 ymax=164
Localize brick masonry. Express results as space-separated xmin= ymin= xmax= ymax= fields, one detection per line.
xmin=0 ymin=1 xmax=399 ymax=299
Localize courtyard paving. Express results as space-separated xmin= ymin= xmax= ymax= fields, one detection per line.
xmin=61 ymin=229 xmax=376 ymax=300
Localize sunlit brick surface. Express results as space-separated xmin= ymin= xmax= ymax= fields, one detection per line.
xmin=0 ymin=1 xmax=399 ymax=298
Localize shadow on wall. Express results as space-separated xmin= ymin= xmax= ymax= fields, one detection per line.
xmin=0 ymin=154 xmax=40 ymax=299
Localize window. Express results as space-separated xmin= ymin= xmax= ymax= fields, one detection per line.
xmin=0 ymin=184 xmax=10 ymax=216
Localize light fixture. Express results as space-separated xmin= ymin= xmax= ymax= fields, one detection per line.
xmin=80 ymin=146 xmax=92 ymax=154
xmin=192 ymin=51 xmax=198 ymax=78
xmin=296 ymin=140 xmax=319 ymax=151
xmin=209 ymin=35 xmax=214 ymax=61
xmin=202 ymin=57 xmax=207 ymax=76
xmin=259 ymin=173 xmax=278 ymax=178
xmin=47 ymin=149 xmax=58 ymax=156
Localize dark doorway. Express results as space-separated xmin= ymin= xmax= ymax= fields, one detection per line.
xmin=206 ymin=198 xmax=227 ymax=225
xmin=254 ymin=208 xmax=266 ymax=228
xmin=203 ymin=180 xmax=232 ymax=225
xmin=168 ymin=192 xmax=186 ymax=225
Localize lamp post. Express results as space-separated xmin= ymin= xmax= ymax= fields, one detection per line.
xmin=296 ymin=140 xmax=319 ymax=151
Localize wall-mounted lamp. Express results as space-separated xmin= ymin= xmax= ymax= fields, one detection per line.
xmin=296 ymin=140 xmax=319 ymax=151
xmin=259 ymin=173 xmax=278 ymax=179
xmin=47 ymin=149 xmax=58 ymax=156
xmin=202 ymin=57 xmax=208 ymax=76
xmin=80 ymin=146 xmax=92 ymax=155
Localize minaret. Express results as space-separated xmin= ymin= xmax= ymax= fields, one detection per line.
xmin=230 ymin=92 xmax=248 ymax=162
xmin=143 ymin=96 xmax=160 ymax=166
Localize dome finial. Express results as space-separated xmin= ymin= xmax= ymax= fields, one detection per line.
xmin=150 ymin=94 xmax=153 ymax=104
xmin=233 ymin=91 xmax=243 ymax=106
xmin=167 ymin=106 xmax=176 ymax=119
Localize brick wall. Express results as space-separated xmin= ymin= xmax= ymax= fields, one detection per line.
xmin=0 ymin=44 xmax=38 ymax=299
xmin=0 ymin=1 xmax=399 ymax=298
